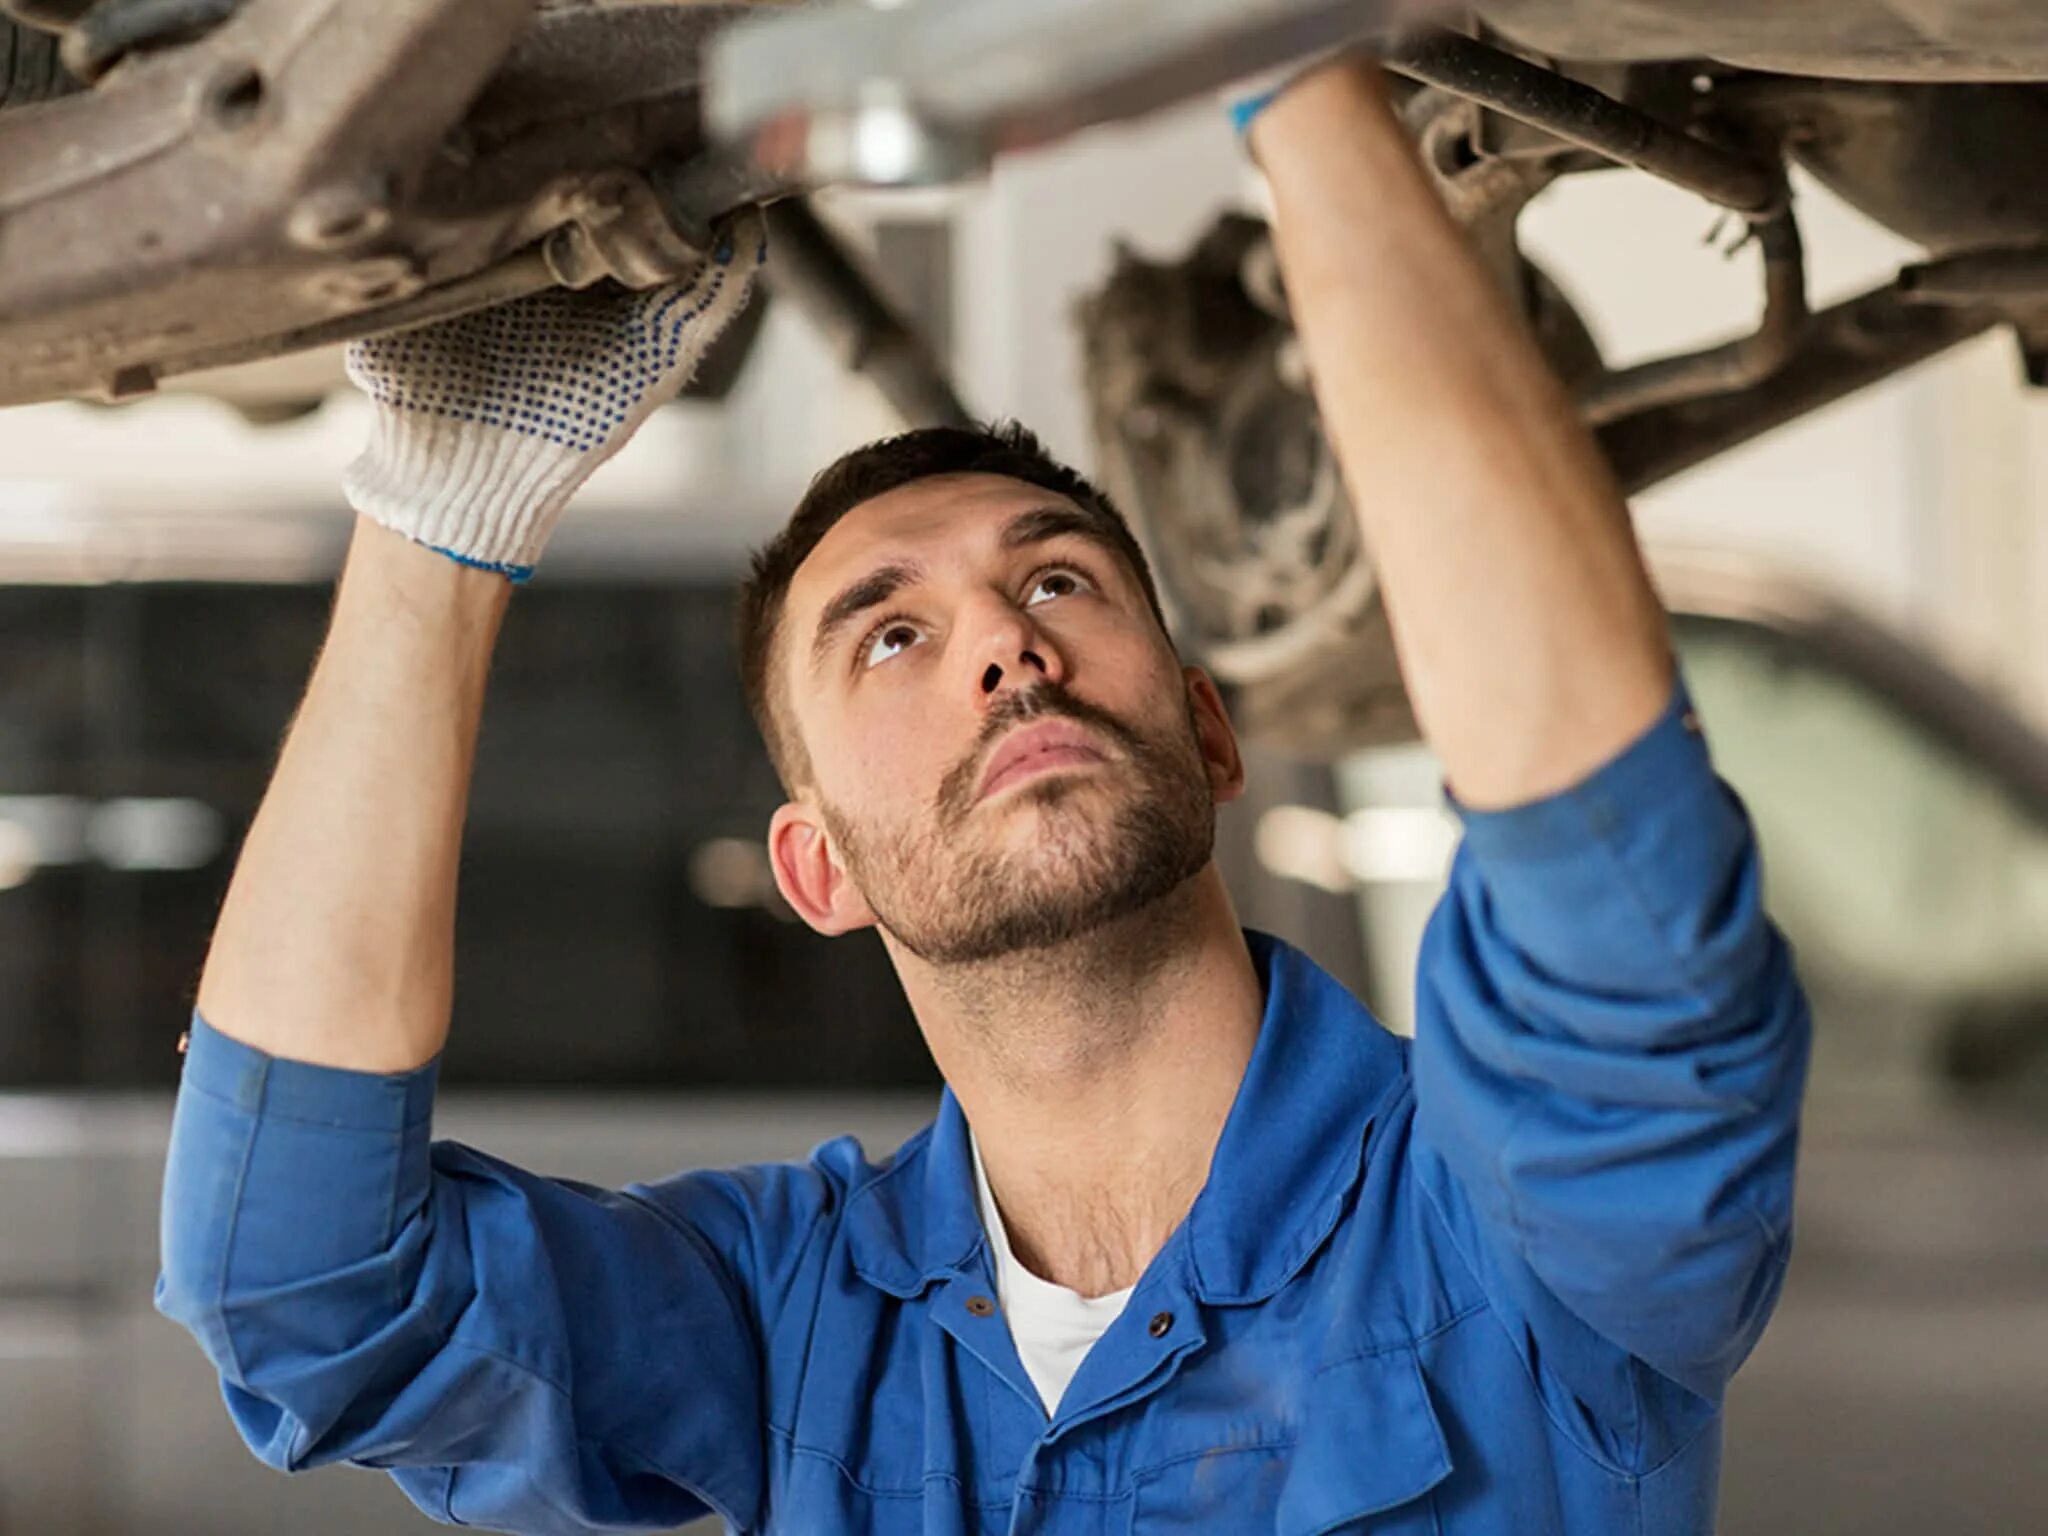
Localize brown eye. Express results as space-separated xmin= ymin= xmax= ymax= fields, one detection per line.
xmin=1026 ymin=567 xmax=1093 ymax=606
xmin=863 ymin=621 xmax=923 ymax=669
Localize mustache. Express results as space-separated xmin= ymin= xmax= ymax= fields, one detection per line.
xmin=936 ymin=685 xmax=1146 ymax=820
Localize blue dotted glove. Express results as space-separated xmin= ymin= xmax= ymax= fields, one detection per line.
xmin=342 ymin=209 xmax=766 ymax=582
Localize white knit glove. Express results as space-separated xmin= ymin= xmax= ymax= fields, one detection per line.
xmin=341 ymin=209 xmax=766 ymax=581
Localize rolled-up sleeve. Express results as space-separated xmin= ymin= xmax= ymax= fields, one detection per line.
xmin=156 ymin=1016 xmax=805 ymax=1534
xmin=1409 ymin=681 xmax=1811 ymax=1426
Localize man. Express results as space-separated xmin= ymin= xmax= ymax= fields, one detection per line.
xmin=158 ymin=54 xmax=1809 ymax=1536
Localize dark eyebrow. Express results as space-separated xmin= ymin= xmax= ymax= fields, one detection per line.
xmin=1000 ymin=504 xmax=1119 ymax=558
xmin=807 ymin=507 xmax=1120 ymax=676
xmin=810 ymin=560 xmax=924 ymax=673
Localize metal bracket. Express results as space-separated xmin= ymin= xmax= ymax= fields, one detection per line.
xmin=1597 ymin=280 xmax=2000 ymax=493
xmin=1377 ymin=27 xmax=1786 ymax=216
xmin=0 ymin=0 xmax=774 ymax=406
xmin=0 ymin=0 xmax=538 ymax=401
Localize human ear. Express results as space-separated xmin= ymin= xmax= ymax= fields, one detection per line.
xmin=767 ymin=801 xmax=878 ymax=936
xmin=1184 ymin=667 xmax=1248 ymax=805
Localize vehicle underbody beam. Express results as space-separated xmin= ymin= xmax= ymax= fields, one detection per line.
xmin=1597 ymin=281 xmax=2001 ymax=495
xmin=0 ymin=0 xmax=765 ymax=407
xmin=1376 ymin=27 xmax=1785 ymax=216
xmin=759 ymin=198 xmax=972 ymax=429
xmin=1577 ymin=208 xmax=1810 ymax=427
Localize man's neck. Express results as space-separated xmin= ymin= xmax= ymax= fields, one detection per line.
xmin=893 ymin=870 xmax=1264 ymax=1297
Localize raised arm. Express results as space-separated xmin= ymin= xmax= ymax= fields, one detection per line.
xmin=160 ymin=219 xmax=779 ymax=1534
xmin=195 ymin=523 xmax=507 ymax=1071
xmin=195 ymin=217 xmax=763 ymax=1071
xmin=1250 ymin=62 xmax=1672 ymax=809
xmin=1246 ymin=63 xmax=1810 ymax=1452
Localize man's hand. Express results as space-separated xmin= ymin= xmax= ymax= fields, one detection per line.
xmin=1245 ymin=62 xmax=1673 ymax=808
xmin=193 ymin=208 xmax=765 ymax=1074
xmin=343 ymin=209 xmax=766 ymax=581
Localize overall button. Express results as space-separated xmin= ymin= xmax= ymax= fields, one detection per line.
xmin=1148 ymin=1310 xmax=1174 ymax=1338
xmin=966 ymin=1295 xmax=996 ymax=1317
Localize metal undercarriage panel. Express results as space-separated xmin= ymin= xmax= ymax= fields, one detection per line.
xmin=4 ymin=0 xmax=2045 ymax=438
xmin=1474 ymin=0 xmax=2048 ymax=80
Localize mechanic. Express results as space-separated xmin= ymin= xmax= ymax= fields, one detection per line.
xmin=157 ymin=54 xmax=1810 ymax=1536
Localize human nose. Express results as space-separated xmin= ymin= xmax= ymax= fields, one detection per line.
xmin=961 ymin=590 xmax=1068 ymax=705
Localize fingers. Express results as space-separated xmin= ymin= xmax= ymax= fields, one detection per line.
xmin=715 ymin=205 xmax=770 ymax=271
xmin=640 ymin=207 xmax=767 ymax=350
xmin=342 ymin=204 xmax=769 ymax=414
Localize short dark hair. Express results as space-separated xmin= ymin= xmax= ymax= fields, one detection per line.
xmin=736 ymin=420 xmax=1168 ymax=789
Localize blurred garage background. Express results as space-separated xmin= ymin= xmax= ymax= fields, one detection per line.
xmin=0 ymin=96 xmax=2044 ymax=1534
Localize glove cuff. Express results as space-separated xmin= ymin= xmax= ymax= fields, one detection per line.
xmin=343 ymin=408 xmax=587 ymax=581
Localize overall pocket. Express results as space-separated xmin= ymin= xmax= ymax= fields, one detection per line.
xmin=1274 ymin=1345 xmax=1451 ymax=1536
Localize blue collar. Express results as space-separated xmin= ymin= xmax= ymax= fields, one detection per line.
xmin=845 ymin=931 xmax=1409 ymax=1305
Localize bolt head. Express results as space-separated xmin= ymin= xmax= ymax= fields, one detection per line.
xmin=308 ymin=255 xmax=422 ymax=307
xmin=288 ymin=179 xmax=395 ymax=252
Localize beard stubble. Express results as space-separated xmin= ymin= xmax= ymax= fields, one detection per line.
xmin=822 ymin=682 xmax=1217 ymax=967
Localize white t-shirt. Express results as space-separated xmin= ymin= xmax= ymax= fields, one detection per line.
xmin=970 ymin=1135 xmax=1134 ymax=1417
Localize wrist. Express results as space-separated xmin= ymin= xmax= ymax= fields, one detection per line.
xmin=343 ymin=404 xmax=586 ymax=583
xmin=1246 ymin=55 xmax=1395 ymax=165
xmin=345 ymin=516 xmax=519 ymax=628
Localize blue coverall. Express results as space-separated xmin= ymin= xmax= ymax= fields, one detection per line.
xmin=158 ymin=683 xmax=1810 ymax=1533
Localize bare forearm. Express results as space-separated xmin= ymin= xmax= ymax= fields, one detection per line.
xmin=195 ymin=518 xmax=511 ymax=1072
xmin=1252 ymin=62 xmax=1671 ymax=807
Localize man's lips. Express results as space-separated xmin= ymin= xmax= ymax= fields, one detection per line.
xmin=977 ymin=719 xmax=1110 ymax=801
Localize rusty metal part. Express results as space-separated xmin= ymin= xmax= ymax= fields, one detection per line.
xmin=1405 ymin=77 xmax=1813 ymax=448
xmin=1402 ymin=85 xmax=1575 ymax=310
xmin=1082 ymin=213 xmax=1399 ymax=748
xmin=1081 ymin=194 xmax=1614 ymax=756
xmin=1469 ymin=0 xmax=2048 ymax=82
xmin=63 ymin=0 xmax=243 ymax=84
xmin=1889 ymin=247 xmax=2048 ymax=387
xmin=707 ymin=0 xmax=1421 ymax=188
xmin=134 ymin=245 xmax=562 ymax=377
xmin=1711 ymin=75 xmax=2048 ymax=259
xmin=0 ymin=14 xmax=77 ymax=105
xmin=760 ymin=198 xmax=971 ymax=429
xmin=542 ymin=168 xmax=712 ymax=290
xmin=0 ymin=0 xmax=761 ymax=407
xmin=1899 ymin=248 xmax=2048 ymax=305
xmin=1078 ymin=193 xmax=1999 ymax=755
xmin=134 ymin=230 xmax=772 ymax=406
xmin=0 ymin=0 xmax=537 ymax=401
xmin=1376 ymin=27 xmax=1786 ymax=215
xmin=0 ymin=1 xmax=89 ymax=29
xmin=1387 ymin=51 xmax=1823 ymax=425
xmin=1579 ymin=207 xmax=1809 ymax=425
xmin=1597 ymin=281 xmax=2002 ymax=495
xmin=653 ymin=140 xmax=808 ymax=251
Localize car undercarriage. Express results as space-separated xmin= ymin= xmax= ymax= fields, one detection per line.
xmin=2 ymin=0 xmax=2044 ymax=753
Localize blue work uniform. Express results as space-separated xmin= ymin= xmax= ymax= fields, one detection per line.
xmin=157 ymin=684 xmax=1810 ymax=1534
